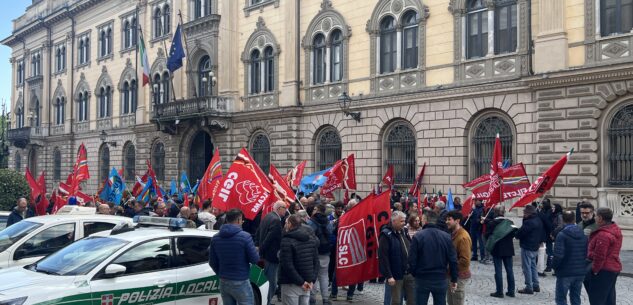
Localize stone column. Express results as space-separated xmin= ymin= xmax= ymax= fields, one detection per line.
xmin=534 ymin=0 xmax=568 ymax=73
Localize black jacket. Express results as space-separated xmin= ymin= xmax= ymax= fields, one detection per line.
xmin=6 ymin=208 xmax=35 ymax=227
xmin=552 ymin=224 xmax=588 ymax=277
xmin=408 ymin=224 xmax=458 ymax=283
xmin=379 ymin=224 xmax=411 ymax=280
xmin=278 ymin=226 xmax=319 ymax=286
xmin=485 ymin=217 xmax=515 ymax=258
xmin=437 ymin=209 xmax=449 ymax=232
xmin=538 ymin=209 xmax=554 ymax=242
xmin=256 ymin=212 xmax=282 ymax=263
xmin=516 ymin=214 xmax=545 ymax=251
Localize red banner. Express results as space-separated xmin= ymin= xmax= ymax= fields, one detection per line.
xmin=336 ymin=191 xmax=391 ymax=286
xmin=200 ymin=149 xmax=223 ymax=204
xmin=285 ymin=160 xmax=306 ymax=187
xmin=322 ymin=154 xmax=356 ymax=198
xmin=382 ymin=165 xmax=394 ymax=189
xmin=463 ymin=163 xmax=531 ymax=207
xmin=510 ymin=151 xmax=570 ymax=211
xmin=25 ymin=168 xmax=41 ymax=204
xmin=212 ymin=148 xmax=275 ymax=220
xmin=408 ymin=163 xmax=426 ymax=196
xmin=486 ymin=134 xmax=503 ymax=208
xmin=269 ymin=164 xmax=296 ymax=206
xmin=74 ymin=143 xmax=90 ymax=181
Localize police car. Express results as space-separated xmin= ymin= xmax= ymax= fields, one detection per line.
xmin=0 ymin=216 xmax=268 ymax=305
xmin=0 ymin=206 xmax=134 ymax=269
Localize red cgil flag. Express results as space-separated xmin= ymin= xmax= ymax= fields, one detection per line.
xmin=212 ymin=148 xmax=275 ymax=220
xmin=382 ymin=164 xmax=394 ymax=189
xmin=200 ymin=149 xmax=223 ymax=204
xmin=510 ymin=150 xmax=572 ymax=211
xmin=408 ymin=163 xmax=426 ymax=196
xmin=336 ymin=190 xmax=391 ymax=286
xmin=485 ymin=134 xmax=503 ymax=208
xmin=285 ymin=160 xmax=307 ymax=187
xmin=262 ymin=164 xmax=297 ymax=216
xmin=74 ymin=143 xmax=90 ymax=182
xmin=321 ymin=154 xmax=356 ymax=198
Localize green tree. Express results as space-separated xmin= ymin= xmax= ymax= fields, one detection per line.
xmin=0 ymin=169 xmax=30 ymax=211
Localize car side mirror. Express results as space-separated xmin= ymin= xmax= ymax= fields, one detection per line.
xmin=103 ymin=264 xmax=126 ymax=278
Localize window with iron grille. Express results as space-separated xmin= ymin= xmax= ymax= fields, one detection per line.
xmin=100 ymin=145 xmax=110 ymax=182
xmin=384 ymin=123 xmax=416 ymax=185
xmin=601 ymin=0 xmax=633 ymax=36
xmin=316 ymin=128 xmax=342 ymax=171
xmin=472 ymin=116 xmax=513 ymax=178
xmin=608 ymin=104 xmax=633 ymax=187
xmin=125 ymin=144 xmax=136 ymax=182
xmin=152 ymin=142 xmax=165 ymax=182
xmin=251 ymin=133 xmax=271 ymax=175
xmin=53 ymin=149 xmax=61 ymax=181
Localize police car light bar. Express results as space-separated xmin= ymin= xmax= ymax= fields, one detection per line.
xmin=133 ymin=216 xmax=187 ymax=229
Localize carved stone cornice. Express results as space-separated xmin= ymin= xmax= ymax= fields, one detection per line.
xmin=526 ymin=64 xmax=633 ymax=89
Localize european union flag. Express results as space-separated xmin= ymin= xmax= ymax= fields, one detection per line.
xmin=299 ymin=168 xmax=332 ymax=195
xmin=167 ymin=25 xmax=186 ymax=72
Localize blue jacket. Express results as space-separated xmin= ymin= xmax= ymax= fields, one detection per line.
xmin=6 ymin=208 xmax=35 ymax=227
xmin=408 ymin=224 xmax=458 ymax=283
xmin=209 ymin=224 xmax=259 ymax=281
xmin=379 ymin=224 xmax=411 ymax=280
xmin=552 ymin=224 xmax=588 ymax=277
xmin=516 ymin=214 xmax=544 ymax=251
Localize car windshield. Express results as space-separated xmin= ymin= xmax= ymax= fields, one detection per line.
xmin=0 ymin=221 xmax=43 ymax=253
xmin=32 ymin=237 xmax=128 ymax=276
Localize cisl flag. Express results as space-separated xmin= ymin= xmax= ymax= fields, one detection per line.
xmin=212 ymin=148 xmax=275 ymax=220
xmin=336 ymin=190 xmax=391 ymax=286
xmin=321 ymin=154 xmax=356 ymax=198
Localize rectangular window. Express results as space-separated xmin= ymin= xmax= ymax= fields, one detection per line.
xmin=265 ymin=57 xmax=274 ymax=92
xmin=402 ymin=27 xmax=418 ymax=69
xmin=250 ymin=61 xmax=260 ymax=94
xmin=331 ymin=44 xmax=342 ymax=82
xmin=314 ymin=48 xmax=326 ymax=84
xmin=495 ymin=4 xmax=517 ymax=54
xmin=380 ymin=32 xmax=397 ymax=73
xmin=467 ymin=11 xmax=488 ymax=59
xmin=602 ymin=0 xmax=633 ymax=36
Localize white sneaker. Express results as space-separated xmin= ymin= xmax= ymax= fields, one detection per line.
xmin=356 ymin=290 xmax=364 ymax=295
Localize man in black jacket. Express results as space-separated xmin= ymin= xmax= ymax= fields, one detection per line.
xmin=379 ymin=211 xmax=414 ymax=305
xmin=307 ymin=204 xmax=333 ymax=305
xmin=485 ymin=206 xmax=516 ymax=298
xmin=516 ymin=205 xmax=545 ymax=295
xmin=553 ymin=211 xmax=587 ymax=305
xmin=538 ymin=198 xmax=555 ymax=272
xmin=279 ymin=214 xmax=319 ymax=305
xmin=6 ymin=198 xmax=35 ymax=227
xmin=256 ymin=201 xmax=287 ymax=305
xmin=409 ymin=210 xmax=458 ymax=305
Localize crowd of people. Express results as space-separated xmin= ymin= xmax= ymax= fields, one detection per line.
xmin=4 ymin=189 xmax=624 ymax=305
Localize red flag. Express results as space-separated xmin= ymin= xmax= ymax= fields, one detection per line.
xmin=212 ymin=148 xmax=275 ymax=220
xmin=51 ymin=190 xmax=67 ymax=214
xmin=34 ymin=171 xmax=48 ymax=216
xmin=285 ymin=160 xmax=307 ymax=187
xmin=463 ymin=163 xmax=531 ymax=207
xmin=75 ymin=191 xmax=93 ymax=206
xmin=382 ymin=165 xmax=394 ymax=189
xmin=118 ymin=167 xmax=124 ymax=179
xmin=74 ymin=143 xmax=90 ymax=181
xmin=200 ymin=149 xmax=223 ymax=204
xmin=510 ymin=151 xmax=571 ymax=211
xmin=269 ymin=164 xmax=296 ymax=206
xmin=485 ymin=134 xmax=503 ymax=208
xmin=461 ymin=194 xmax=476 ymax=217
xmin=183 ymin=192 xmax=190 ymax=207
xmin=321 ymin=154 xmax=356 ymax=197
xmin=336 ymin=190 xmax=391 ymax=286
xmin=408 ymin=163 xmax=427 ymax=196
xmin=25 ymin=168 xmax=41 ymax=204
xmin=146 ymin=161 xmax=163 ymax=198
xmin=37 ymin=171 xmax=47 ymax=194
xmin=132 ymin=173 xmax=148 ymax=197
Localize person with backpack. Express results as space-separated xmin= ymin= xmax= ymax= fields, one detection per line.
xmin=307 ymin=204 xmax=334 ymax=305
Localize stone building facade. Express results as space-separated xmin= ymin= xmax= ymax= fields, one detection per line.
xmin=3 ymin=0 xmax=633 ymax=228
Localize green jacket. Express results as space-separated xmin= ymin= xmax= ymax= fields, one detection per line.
xmin=486 ymin=218 xmax=517 ymax=253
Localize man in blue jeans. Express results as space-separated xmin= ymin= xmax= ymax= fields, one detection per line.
xmin=209 ymin=209 xmax=260 ymax=305
xmin=516 ymin=205 xmax=545 ymax=295
xmin=409 ymin=210 xmax=458 ymax=305
xmin=553 ymin=211 xmax=587 ymax=305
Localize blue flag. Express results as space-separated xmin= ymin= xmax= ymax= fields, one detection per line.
xmin=140 ymin=177 xmax=154 ymax=203
xmin=191 ymin=180 xmax=200 ymax=195
xmin=99 ymin=177 xmax=111 ymax=202
xmin=180 ymin=171 xmax=191 ymax=194
xmin=170 ymin=179 xmax=178 ymax=196
xmin=446 ymin=188 xmax=455 ymax=211
xmin=299 ymin=168 xmax=331 ymax=195
xmin=107 ymin=168 xmax=126 ymax=206
xmin=167 ymin=25 xmax=186 ymax=72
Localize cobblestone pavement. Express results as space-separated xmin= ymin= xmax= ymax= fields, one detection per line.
xmin=325 ymin=259 xmax=633 ymax=305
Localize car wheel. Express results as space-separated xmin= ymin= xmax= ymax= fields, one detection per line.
xmin=251 ymin=282 xmax=262 ymax=305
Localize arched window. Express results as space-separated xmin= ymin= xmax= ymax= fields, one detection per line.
xmin=33 ymin=99 xmax=40 ymax=127
xmin=124 ymin=144 xmax=136 ymax=182
xmin=55 ymin=97 xmax=65 ymax=125
xmin=53 ymin=149 xmax=61 ymax=181
xmin=601 ymin=0 xmax=633 ymax=36
xmin=384 ymin=122 xmax=416 ymax=185
xmin=402 ymin=11 xmax=419 ymax=70
xmin=55 ymin=48 xmax=62 ymax=72
xmin=124 ymin=21 xmax=131 ymax=48
xmin=264 ymin=47 xmax=275 ymax=92
xmin=313 ymin=34 xmax=326 ymax=85
xmin=15 ymin=152 xmax=21 ymax=171
xmin=152 ymin=142 xmax=166 ymax=182
xmin=99 ymin=145 xmax=110 ymax=182
xmin=99 ymin=87 xmax=110 ymax=118
xmin=16 ymin=107 xmax=24 ymax=128
xmin=467 ymin=0 xmax=488 ymax=59
xmin=251 ymin=133 xmax=271 ymax=175
xmin=316 ymin=128 xmax=342 ymax=171
xmin=130 ymin=79 xmax=137 ymax=113
xmin=194 ymin=0 xmax=211 ymax=19
xmin=198 ymin=55 xmax=211 ymax=97
xmin=330 ymin=30 xmax=343 ymax=82
xmin=250 ymin=50 xmax=261 ymax=94
xmin=163 ymin=5 xmax=171 ymax=35
xmin=154 ymin=8 xmax=163 ymax=38
xmin=122 ymin=82 xmax=130 ymax=114
xmin=78 ymin=91 xmax=88 ymax=122
xmin=495 ymin=0 xmax=517 ymax=54
xmin=472 ymin=115 xmax=513 ymax=177
xmin=608 ymin=104 xmax=633 ymax=186
xmin=28 ymin=148 xmax=38 ymax=174
xmin=131 ymin=18 xmax=138 ymax=46
xmin=380 ymin=16 xmax=397 ymax=74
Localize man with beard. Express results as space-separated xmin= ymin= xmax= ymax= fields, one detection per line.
xmin=577 ymin=201 xmax=598 ymax=237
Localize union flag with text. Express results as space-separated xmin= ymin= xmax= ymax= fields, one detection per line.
xmin=321 ymin=154 xmax=357 ymax=198
xmin=200 ymin=149 xmax=223 ymax=207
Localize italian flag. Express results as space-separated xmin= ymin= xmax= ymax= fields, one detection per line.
xmin=139 ymin=32 xmax=150 ymax=86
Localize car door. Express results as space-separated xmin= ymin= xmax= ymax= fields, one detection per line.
xmin=90 ymin=238 xmax=178 ymax=305
xmin=173 ymin=236 xmax=218 ymax=305
xmin=11 ymin=222 xmax=75 ymax=267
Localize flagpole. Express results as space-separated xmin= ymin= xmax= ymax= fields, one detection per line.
xmin=177 ymin=10 xmax=199 ymax=99
xmin=162 ymin=38 xmax=178 ymax=102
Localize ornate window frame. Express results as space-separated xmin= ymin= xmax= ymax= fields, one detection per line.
xmin=95 ymin=67 xmax=113 ymax=129
xmin=118 ymin=59 xmax=138 ymax=119
xmin=151 ymin=1 xmax=171 ymax=41
xmin=303 ymin=0 xmax=352 ymax=104
xmin=584 ymin=0 xmax=633 ymax=65
xmin=150 ymin=48 xmax=172 ymax=106
xmin=448 ymin=0 xmax=529 ymax=83
xmin=243 ymin=0 xmax=279 ymax=17
xmin=241 ymin=17 xmax=280 ymax=111
xmin=367 ymin=0 xmax=429 ymax=93
xmin=54 ymin=42 xmax=66 ymax=74
xmin=76 ymin=31 xmax=91 ymax=68
xmin=74 ymin=73 xmax=90 ymax=132
xmin=382 ymin=119 xmax=417 ymax=186
xmin=16 ymin=59 xmax=24 ymax=85
xmin=600 ymin=99 xmax=633 ymax=188
xmin=249 ymin=131 xmax=271 ymax=175
xmin=466 ymin=110 xmax=516 ymax=179
xmin=314 ymin=125 xmax=342 ymax=171
xmin=120 ymin=12 xmax=138 ymax=52
xmin=97 ymin=21 xmax=114 ymax=61
xmin=52 ymin=81 xmax=66 ymax=128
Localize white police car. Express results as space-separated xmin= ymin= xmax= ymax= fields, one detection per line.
xmin=0 ymin=216 xmax=268 ymax=305
xmin=0 ymin=206 xmax=134 ymax=269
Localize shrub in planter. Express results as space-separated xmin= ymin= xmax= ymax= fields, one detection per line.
xmin=0 ymin=169 xmax=30 ymax=211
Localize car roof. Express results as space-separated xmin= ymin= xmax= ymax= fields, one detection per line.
xmin=24 ymin=214 xmax=134 ymax=225
xmin=92 ymin=227 xmax=216 ymax=242
xmin=0 ymin=211 xmax=10 ymax=216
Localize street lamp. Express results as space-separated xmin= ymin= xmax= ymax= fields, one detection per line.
xmin=99 ymin=130 xmax=117 ymax=147
xmin=338 ymin=92 xmax=361 ymax=122
xmin=201 ymin=71 xmax=217 ymax=96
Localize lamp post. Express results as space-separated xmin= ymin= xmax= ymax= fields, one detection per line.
xmin=201 ymin=71 xmax=217 ymax=96
xmin=338 ymin=92 xmax=361 ymax=122
xmin=99 ymin=130 xmax=117 ymax=147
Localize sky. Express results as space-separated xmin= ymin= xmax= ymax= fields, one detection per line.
xmin=0 ymin=2 xmax=32 ymax=113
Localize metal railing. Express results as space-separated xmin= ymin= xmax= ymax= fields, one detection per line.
xmin=154 ymin=96 xmax=233 ymax=120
